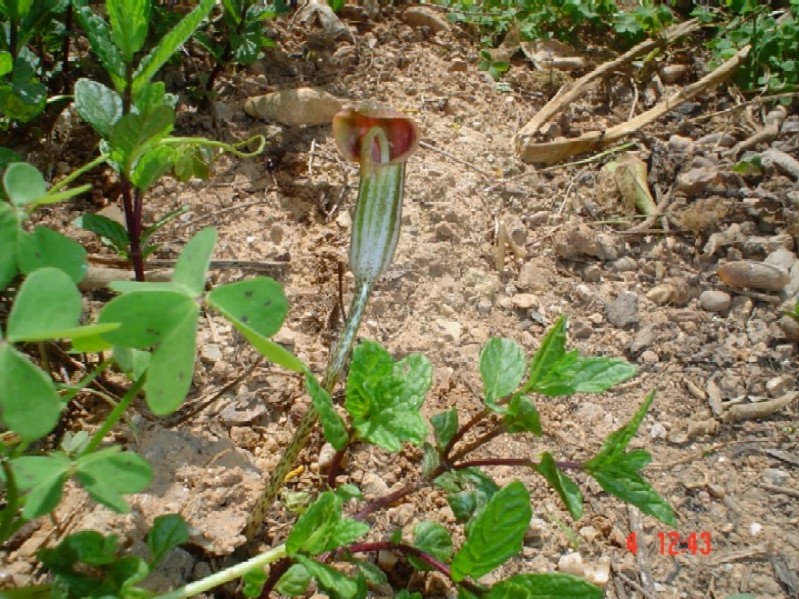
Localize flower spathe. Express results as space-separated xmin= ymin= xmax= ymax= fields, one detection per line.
xmin=332 ymin=103 xmax=419 ymax=284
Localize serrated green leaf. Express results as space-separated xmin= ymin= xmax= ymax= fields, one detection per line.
xmin=146 ymin=514 xmax=188 ymax=566
xmin=503 ymin=393 xmax=541 ymax=435
xmin=0 ymin=51 xmax=12 ymax=77
xmin=535 ymin=452 xmax=582 ymax=520
xmin=353 ymin=559 xmax=387 ymax=587
xmin=3 ymin=162 xmax=46 ymax=206
xmin=480 ymin=338 xmax=525 ymax=411
xmin=335 ymin=483 xmax=362 ymax=501
xmin=6 ymin=267 xmax=81 ymax=342
xmin=486 ymin=573 xmax=604 ymax=598
xmin=431 ymin=409 xmax=458 ymax=450
xmin=451 ymin=481 xmax=531 ymax=581
xmin=131 ymin=145 xmax=177 ymax=193
xmin=584 ymin=391 xmax=655 ymax=470
xmin=524 ymin=315 xmax=567 ymax=391
xmin=74 ymin=78 xmax=123 ymax=138
xmin=589 ymin=468 xmax=676 ymax=527
xmin=435 ymin=468 xmax=499 ymax=523
xmin=17 ymin=227 xmax=87 ymax=284
xmin=409 ymin=521 xmax=452 ymax=571
xmin=285 ymin=492 xmax=340 ymax=556
xmin=531 ymin=356 xmax=636 ymax=396
xmin=242 ymin=567 xmax=267 ymax=598
xmin=75 ymin=447 xmax=152 ymax=513
xmin=73 ymin=4 xmax=126 ymax=88
xmin=111 ymin=106 xmax=175 ymax=171
xmin=132 ymin=0 xmax=215 ymax=93
xmin=171 ymin=227 xmax=215 ymax=296
xmin=0 ymin=345 xmax=62 ymax=440
xmin=306 ymin=372 xmax=349 ymax=451
xmin=107 ymin=0 xmax=150 ymax=62
xmin=422 ymin=442 xmax=440 ymax=477
xmin=345 ymin=341 xmax=431 ymax=452
xmin=276 ymin=563 xmax=311 ymax=596
xmin=294 ymin=556 xmax=360 ymax=599
xmin=145 ymin=305 xmax=198 ymax=415
xmin=12 ymin=453 xmax=71 ymax=519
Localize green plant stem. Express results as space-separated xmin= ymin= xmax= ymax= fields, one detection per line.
xmin=0 ymin=458 xmax=22 ymax=543
xmin=49 ymin=153 xmax=109 ymax=193
xmin=153 ymin=543 xmax=287 ymax=599
xmin=60 ymin=358 xmax=114 ymax=403
xmin=161 ymin=134 xmax=266 ymax=158
xmin=81 ymin=375 xmax=145 ymax=457
xmin=243 ymin=280 xmax=374 ymax=542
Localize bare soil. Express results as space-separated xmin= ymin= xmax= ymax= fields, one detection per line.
xmin=2 ymin=6 xmax=799 ymax=599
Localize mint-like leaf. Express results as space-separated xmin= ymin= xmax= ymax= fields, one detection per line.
xmin=480 ymin=338 xmax=525 ymax=411
xmin=524 ymin=315 xmax=567 ymax=391
xmin=294 ymin=555 xmax=360 ymax=599
xmin=276 ymin=563 xmax=311 ymax=596
xmin=486 ymin=573 xmax=604 ymax=598
xmin=535 ymin=452 xmax=583 ymax=520
xmin=451 ymin=481 xmax=531 ymax=581
xmin=503 ymin=393 xmax=542 ymax=435
xmin=435 ymin=468 xmax=499 ymax=523
xmin=431 ymin=409 xmax=458 ymax=450
xmin=409 ymin=521 xmax=453 ymax=571
xmin=345 ymin=341 xmax=431 ymax=452
xmin=530 ymin=355 xmax=636 ymax=397
xmin=285 ymin=492 xmax=369 ymax=556
xmin=584 ymin=392 xmax=676 ymax=526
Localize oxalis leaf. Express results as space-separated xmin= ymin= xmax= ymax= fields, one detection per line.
xmin=450 ymin=481 xmax=532 ymax=581
xmin=17 ymin=226 xmax=88 ymax=284
xmin=0 ymin=345 xmax=62 ymax=440
xmin=12 ymin=453 xmax=71 ymax=519
xmin=486 ymin=573 xmax=604 ymax=599
xmin=75 ymin=447 xmax=152 ymax=513
xmin=480 ymin=337 xmax=525 ymax=412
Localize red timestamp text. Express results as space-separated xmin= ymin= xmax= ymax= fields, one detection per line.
xmin=626 ymin=531 xmax=712 ymax=556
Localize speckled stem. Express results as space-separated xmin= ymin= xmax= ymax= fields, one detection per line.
xmin=243 ymin=280 xmax=373 ymax=542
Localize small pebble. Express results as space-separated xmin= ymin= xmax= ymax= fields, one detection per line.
xmin=699 ymin=290 xmax=732 ymax=312
xmin=606 ymin=292 xmax=640 ymax=328
xmin=763 ymin=468 xmax=789 ymax=486
xmin=765 ymin=375 xmax=794 ymax=398
xmin=512 ymin=293 xmax=539 ymax=310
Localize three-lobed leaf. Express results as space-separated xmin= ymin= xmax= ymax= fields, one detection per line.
xmin=6 ymin=267 xmax=81 ymax=342
xmin=0 ymin=345 xmax=63 ymax=440
xmin=17 ymin=226 xmax=87 ymax=283
xmin=75 ymin=447 xmax=153 ymax=513
xmin=170 ymin=226 xmax=216 ymax=296
xmin=450 ymin=481 xmax=532 ymax=581
xmin=11 ymin=453 xmax=71 ymax=519
xmin=3 ymin=161 xmax=46 ymax=206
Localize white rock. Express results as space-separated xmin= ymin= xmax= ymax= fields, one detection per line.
xmin=699 ymin=290 xmax=732 ymax=312
xmin=244 ymin=88 xmax=344 ymax=126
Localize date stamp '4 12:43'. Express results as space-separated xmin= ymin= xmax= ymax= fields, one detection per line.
xmin=626 ymin=531 xmax=712 ymax=556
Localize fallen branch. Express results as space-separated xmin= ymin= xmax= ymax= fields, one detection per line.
xmin=516 ymin=42 xmax=750 ymax=165
xmin=515 ymin=19 xmax=700 ymax=146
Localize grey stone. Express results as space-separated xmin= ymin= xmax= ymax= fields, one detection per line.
xmin=605 ymin=292 xmax=640 ymax=327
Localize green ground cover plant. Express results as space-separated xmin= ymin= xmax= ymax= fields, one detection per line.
xmin=695 ymin=0 xmax=799 ymax=93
